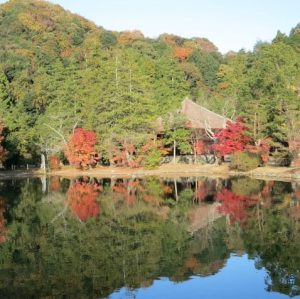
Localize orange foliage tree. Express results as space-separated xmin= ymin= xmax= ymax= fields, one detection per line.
xmin=48 ymin=155 xmax=61 ymax=170
xmin=49 ymin=176 xmax=61 ymax=192
xmin=64 ymin=128 xmax=99 ymax=169
xmin=174 ymin=47 xmax=193 ymax=61
xmin=66 ymin=180 xmax=102 ymax=221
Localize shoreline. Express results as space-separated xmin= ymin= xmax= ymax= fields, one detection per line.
xmin=1 ymin=164 xmax=300 ymax=181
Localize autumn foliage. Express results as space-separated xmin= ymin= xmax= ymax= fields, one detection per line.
xmin=213 ymin=117 xmax=252 ymax=156
xmin=251 ymin=138 xmax=271 ymax=164
xmin=48 ymin=155 xmax=61 ymax=170
xmin=64 ymin=128 xmax=99 ymax=169
xmin=49 ymin=176 xmax=61 ymax=192
xmin=193 ymin=140 xmax=205 ymax=155
xmin=216 ymin=188 xmax=257 ymax=224
xmin=118 ymin=30 xmax=144 ymax=44
xmin=66 ymin=180 xmax=102 ymax=221
xmin=111 ymin=178 xmax=162 ymax=206
xmin=174 ymin=47 xmax=193 ymax=61
xmin=194 ymin=181 xmax=207 ymax=202
xmin=112 ymin=143 xmax=142 ymax=168
xmin=112 ymin=179 xmax=143 ymax=204
xmin=112 ymin=141 xmax=162 ymax=168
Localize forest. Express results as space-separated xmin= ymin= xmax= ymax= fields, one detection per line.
xmin=0 ymin=0 xmax=299 ymax=169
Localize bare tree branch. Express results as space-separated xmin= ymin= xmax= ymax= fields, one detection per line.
xmin=204 ymin=120 xmax=216 ymax=141
xmin=44 ymin=124 xmax=67 ymax=144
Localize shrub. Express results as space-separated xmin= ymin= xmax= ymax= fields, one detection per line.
xmin=48 ymin=155 xmax=61 ymax=170
xmin=231 ymin=178 xmax=263 ymax=195
xmin=230 ymin=151 xmax=261 ymax=172
xmin=143 ymin=149 xmax=161 ymax=169
xmin=269 ymin=149 xmax=292 ymax=166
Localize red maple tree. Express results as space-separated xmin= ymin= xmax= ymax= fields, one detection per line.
xmin=212 ymin=117 xmax=251 ymax=156
xmin=64 ymin=128 xmax=99 ymax=169
xmin=216 ymin=188 xmax=258 ymax=224
xmin=216 ymin=189 xmax=250 ymax=224
xmin=67 ymin=181 xmax=102 ymax=221
xmin=193 ymin=140 xmax=205 ymax=155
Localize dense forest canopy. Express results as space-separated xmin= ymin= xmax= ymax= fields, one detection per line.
xmin=0 ymin=0 xmax=299 ymax=166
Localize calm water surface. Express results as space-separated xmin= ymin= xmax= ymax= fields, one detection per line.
xmin=0 ymin=176 xmax=299 ymax=298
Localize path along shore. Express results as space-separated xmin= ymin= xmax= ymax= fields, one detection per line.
xmin=1 ymin=164 xmax=300 ymax=182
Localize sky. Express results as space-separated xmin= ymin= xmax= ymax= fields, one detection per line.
xmin=1 ymin=0 xmax=300 ymax=53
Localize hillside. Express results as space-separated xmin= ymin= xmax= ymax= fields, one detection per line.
xmin=0 ymin=0 xmax=299 ymax=165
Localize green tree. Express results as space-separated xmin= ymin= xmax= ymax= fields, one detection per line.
xmin=163 ymin=112 xmax=191 ymax=163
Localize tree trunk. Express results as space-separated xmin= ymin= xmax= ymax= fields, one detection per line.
xmin=40 ymin=153 xmax=46 ymax=174
xmin=174 ymin=178 xmax=178 ymax=202
xmin=41 ymin=176 xmax=47 ymax=193
xmin=195 ymin=178 xmax=198 ymax=203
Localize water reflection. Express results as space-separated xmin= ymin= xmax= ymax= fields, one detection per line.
xmin=66 ymin=178 xmax=102 ymax=221
xmin=0 ymin=197 xmax=7 ymax=243
xmin=0 ymin=176 xmax=299 ymax=298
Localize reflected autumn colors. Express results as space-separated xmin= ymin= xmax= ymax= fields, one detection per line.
xmin=0 ymin=176 xmax=299 ymax=298
xmin=66 ymin=179 xmax=102 ymax=221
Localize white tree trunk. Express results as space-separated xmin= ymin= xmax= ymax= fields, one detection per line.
xmin=41 ymin=176 xmax=47 ymax=193
xmin=40 ymin=153 xmax=46 ymax=173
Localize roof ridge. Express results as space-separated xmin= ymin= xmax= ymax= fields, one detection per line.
xmin=183 ymin=99 xmax=230 ymax=121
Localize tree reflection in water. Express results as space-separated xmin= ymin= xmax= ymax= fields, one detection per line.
xmin=66 ymin=178 xmax=102 ymax=221
xmin=0 ymin=197 xmax=7 ymax=243
xmin=0 ymin=177 xmax=298 ymax=298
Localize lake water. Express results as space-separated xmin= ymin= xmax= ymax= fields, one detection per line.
xmin=0 ymin=176 xmax=299 ymax=298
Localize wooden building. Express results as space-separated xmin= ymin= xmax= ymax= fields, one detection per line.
xmin=157 ymin=98 xmax=230 ymax=134
xmin=157 ymin=98 xmax=230 ymax=163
